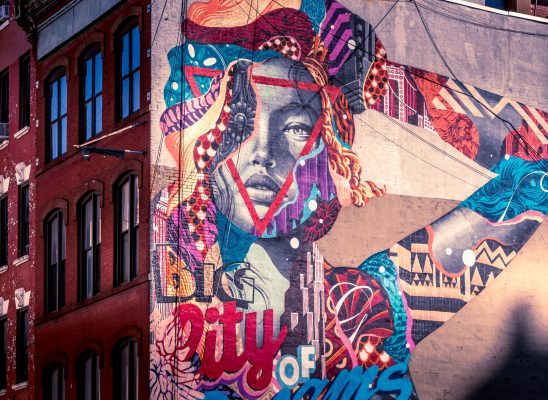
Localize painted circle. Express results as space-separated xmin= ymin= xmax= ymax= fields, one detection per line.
xmin=290 ymin=238 xmax=300 ymax=249
xmin=171 ymin=82 xmax=179 ymax=91
xmin=308 ymin=200 xmax=318 ymax=211
xmin=379 ymin=266 xmax=386 ymax=273
xmin=445 ymin=248 xmax=453 ymax=255
xmin=462 ymin=249 xmax=476 ymax=267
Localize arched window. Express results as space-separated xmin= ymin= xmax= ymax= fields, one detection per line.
xmin=43 ymin=362 xmax=65 ymax=400
xmin=115 ymin=173 xmax=139 ymax=285
xmin=79 ymin=193 xmax=101 ymax=300
xmin=45 ymin=210 xmax=66 ymax=314
xmin=80 ymin=44 xmax=103 ymax=141
xmin=46 ymin=67 xmax=68 ymax=161
xmin=116 ymin=18 xmax=140 ymax=120
xmin=77 ymin=351 xmax=100 ymax=400
xmin=113 ymin=338 xmax=138 ymax=399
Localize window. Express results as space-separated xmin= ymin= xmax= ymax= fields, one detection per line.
xmin=45 ymin=211 xmax=65 ymax=314
xmin=47 ymin=69 xmax=67 ymax=161
xmin=117 ymin=20 xmax=140 ymax=120
xmin=0 ymin=317 xmax=6 ymax=391
xmin=77 ymin=351 xmax=100 ymax=400
xmin=0 ymin=195 xmax=7 ymax=267
xmin=0 ymin=68 xmax=8 ymax=124
xmin=113 ymin=339 xmax=138 ymax=400
xmin=43 ymin=362 xmax=65 ymax=400
xmin=81 ymin=47 xmax=102 ymax=141
xmin=16 ymin=308 xmax=28 ymax=383
xmin=18 ymin=183 xmax=29 ymax=257
xmin=115 ymin=174 xmax=139 ymax=285
xmin=79 ymin=193 xmax=101 ymax=300
xmin=19 ymin=53 xmax=31 ymax=129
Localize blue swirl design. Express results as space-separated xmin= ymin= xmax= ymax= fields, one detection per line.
xmin=461 ymin=157 xmax=548 ymax=222
xmin=358 ymin=251 xmax=410 ymax=363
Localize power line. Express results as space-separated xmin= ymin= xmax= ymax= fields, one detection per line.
xmin=411 ymin=0 xmax=547 ymax=168
xmin=256 ymin=0 xmax=547 ymax=164
xmin=417 ymin=0 xmax=548 ymax=37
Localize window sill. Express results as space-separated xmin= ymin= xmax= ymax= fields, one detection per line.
xmin=13 ymin=255 xmax=29 ymax=266
xmin=12 ymin=381 xmax=28 ymax=391
xmin=36 ymin=275 xmax=148 ymax=326
xmin=0 ymin=140 xmax=8 ymax=151
xmin=14 ymin=126 xmax=30 ymax=140
xmin=0 ymin=20 xmax=8 ymax=33
xmin=0 ymin=265 xmax=7 ymax=275
xmin=0 ymin=388 xmax=6 ymax=396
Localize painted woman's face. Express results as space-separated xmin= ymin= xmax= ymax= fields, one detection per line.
xmin=213 ymin=58 xmax=326 ymax=235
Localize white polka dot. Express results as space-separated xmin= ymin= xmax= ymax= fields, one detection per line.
xmin=330 ymin=24 xmax=335 ymax=29
xmin=299 ymin=159 xmax=306 ymax=166
xmin=379 ymin=266 xmax=386 ymax=273
xmin=445 ymin=248 xmax=453 ymax=255
xmin=405 ymin=343 xmax=410 ymax=348
xmin=319 ymin=219 xmax=324 ymax=224
xmin=347 ymin=39 xmax=356 ymax=50
xmin=308 ymin=200 xmax=318 ymax=211
xmin=171 ymin=82 xmax=179 ymax=90
xmin=169 ymin=97 xmax=174 ymax=102
xmin=188 ymin=44 xmax=195 ymax=58
xmin=290 ymin=238 xmax=300 ymax=249
xmin=462 ymin=249 xmax=476 ymax=267
xmin=369 ymin=384 xmax=373 ymax=389
xmin=203 ymin=57 xmax=217 ymax=66
xmin=342 ymin=115 xmax=347 ymax=120
xmin=504 ymin=154 xmax=510 ymax=160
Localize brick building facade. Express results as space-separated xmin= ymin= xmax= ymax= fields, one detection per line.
xmin=0 ymin=0 xmax=35 ymax=397
xmin=15 ymin=0 xmax=151 ymax=398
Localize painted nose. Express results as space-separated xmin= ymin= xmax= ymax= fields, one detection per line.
xmin=250 ymin=117 xmax=277 ymax=168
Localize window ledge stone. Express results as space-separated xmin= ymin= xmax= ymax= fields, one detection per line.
xmin=0 ymin=388 xmax=6 ymax=396
xmin=0 ymin=265 xmax=7 ymax=274
xmin=0 ymin=140 xmax=8 ymax=151
xmin=14 ymin=126 xmax=30 ymax=140
xmin=13 ymin=255 xmax=29 ymax=266
xmin=12 ymin=381 xmax=28 ymax=391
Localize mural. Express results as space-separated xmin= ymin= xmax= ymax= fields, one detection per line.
xmin=150 ymin=1 xmax=548 ymax=399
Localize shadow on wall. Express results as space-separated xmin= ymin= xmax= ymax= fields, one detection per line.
xmin=466 ymin=304 xmax=548 ymax=400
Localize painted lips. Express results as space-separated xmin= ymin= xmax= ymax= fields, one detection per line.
xmin=244 ymin=174 xmax=281 ymax=203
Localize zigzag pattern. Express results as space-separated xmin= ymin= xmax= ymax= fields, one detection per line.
xmin=320 ymin=0 xmax=357 ymax=75
xmin=474 ymin=241 xmax=516 ymax=269
xmin=433 ymin=79 xmax=548 ymax=146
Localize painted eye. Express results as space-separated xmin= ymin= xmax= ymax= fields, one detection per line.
xmin=284 ymin=124 xmax=311 ymax=139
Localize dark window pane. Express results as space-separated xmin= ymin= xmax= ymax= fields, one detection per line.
xmin=46 ymin=212 xmax=65 ymax=313
xmin=50 ymin=83 xmax=58 ymax=120
xmin=122 ymin=78 xmax=129 ymax=118
xmin=122 ymin=33 xmax=129 ymax=76
xmin=0 ymin=69 xmax=8 ymax=124
xmin=19 ymin=185 xmax=29 ymax=257
xmin=85 ymin=58 xmax=92 ymax=100
xmin=61 ymin=116 xmax=67 ymax=155
xmin=131 ymin=27 xmax=140 ymax=71
xmin=95 ymin=54 xmax=102 ymax=94
xmin=16 ymin=309 xmax=29 ymax=383
xmin=0 ymin=318 xmax=6 ymax=390
xmin=85 ymin=101 xmax=93 ymax=139
xmin=132 ymin=71 xmax=140 ymax=113
xmin=95 ymin=95 xmax=102 ymax=134
xmin=19 ymin=54 xmax=30 ymax=128
xmin=60 ymin=76 xmax=67 ymax=116
xmin=51 ymin=122 xmax=58 ymax=159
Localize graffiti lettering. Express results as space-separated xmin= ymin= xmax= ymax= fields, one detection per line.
xmin=272 ymin=363 xmax=413 ymax=400
xmin=177 ymin=301 xmax=288 ymax=392
xmin=275 ymin=345 xmax=317 ymax=389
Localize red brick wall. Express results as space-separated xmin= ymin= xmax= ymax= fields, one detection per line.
xmin=0 ymin=7 xmax=36 ymax=398
xmin=32 ymin=0 xmax=151 ymax=398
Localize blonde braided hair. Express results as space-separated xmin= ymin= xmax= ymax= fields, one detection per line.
xmin=302 ymin=36 xmax=385 ymax=207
